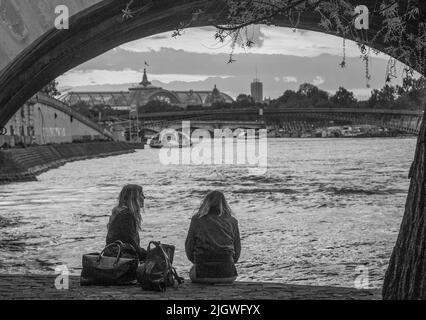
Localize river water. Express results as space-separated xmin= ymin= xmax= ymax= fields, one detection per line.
xmin=0 ymin=138 xmax=417 ymax=289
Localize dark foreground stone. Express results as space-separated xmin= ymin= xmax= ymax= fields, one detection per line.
xmin=0 ymin=274 xmax=381 ymax=300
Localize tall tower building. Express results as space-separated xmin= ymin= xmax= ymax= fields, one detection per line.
xmin=251 ymin=78 xmax=263 ymax=103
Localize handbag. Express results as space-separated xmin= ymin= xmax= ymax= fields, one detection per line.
xmin=80 ymin=240 xmax=139 ymax=286
xmin=136 ymin=241 xmax=184 ymax=292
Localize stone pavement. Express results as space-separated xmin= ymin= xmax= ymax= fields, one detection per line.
xmin=0 ymin=275 xmax=381 ymax=300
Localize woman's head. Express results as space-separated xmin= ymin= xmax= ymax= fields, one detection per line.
xmin=115 ymin=184 xmax=144 ymax=230
xmin=194 ymin=191 xmax=233 ymax=218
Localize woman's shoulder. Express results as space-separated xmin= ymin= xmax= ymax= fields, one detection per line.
xmin=209 ymin=213 xmax=239 ymax=225
xmin=111 ymin=207 xmax=133 ymax=223
xmin=113 ymin=206 xmax=130 ymax=214
xmin=218 ymin=214 xmax=239 ymax=229
xmin=191 ymin=213 xmax=238 ymax=225
xmin=228 ymin=215 xmax=239 ymax=225
xmin=190 ymin=215 xmax=201 ymax=225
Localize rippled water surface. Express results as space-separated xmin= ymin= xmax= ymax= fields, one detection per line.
xmin=0 ymin=138 xmax=417 ymax=288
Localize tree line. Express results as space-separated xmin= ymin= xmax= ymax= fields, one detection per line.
xmin=41 ymin=76 xmax=426 ymax=123
xmin=269 ymin=77 xmax=426 ymax=110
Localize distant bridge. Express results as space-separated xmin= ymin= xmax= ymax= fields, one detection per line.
xmin=133 ymin=107 xmax=423 ymax=135
xmin=143 ymin=120 xmax=266 ymax=135
xmin=138 ymin=107 xmax=423 ymax=120
xmin=1 ymin=93 xmax=114 ymax=146
xmin=32 ymin=94 xmax=114 ymax=140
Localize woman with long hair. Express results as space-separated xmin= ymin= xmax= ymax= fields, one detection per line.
xmin=185 ymin=191 xmax=241 ymax=284
xmin=105 ymin=184 xmax=147 ymax=261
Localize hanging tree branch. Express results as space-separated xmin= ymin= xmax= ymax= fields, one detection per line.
xmin=205 ymin=0 xmax=425 ymax=76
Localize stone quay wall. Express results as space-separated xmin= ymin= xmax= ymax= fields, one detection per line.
xmin=0 ymin=142 xmax=135 ymax=184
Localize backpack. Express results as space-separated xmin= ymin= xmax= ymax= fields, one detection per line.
xmin=136 ymin=241 xmax=184 ymax=292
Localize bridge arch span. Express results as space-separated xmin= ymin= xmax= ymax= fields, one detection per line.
xmin=142 ymin=128 xmax=161 ymax=136
xmin=0 ymin=0 xmax=423 ymax=128
xmin=32 ymin=93 xmax=114 ymax=140
xmin=146 ymin=90 xmax=181 ymax=106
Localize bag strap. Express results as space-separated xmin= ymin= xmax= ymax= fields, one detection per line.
xmin=171 ymin=267 xmax=185 ymax=285
xmin=156 ymin=245 xmax=182 ymax=285
xmin=149 ymin=241 xmax=172 ymax=265
xmin=147 ymin=241 xmax=165 ymax=253
xmin=151 ymin=242 xmax=184 ymax=285
xmin=158 ymin=245 xmax=172 ymax=268
xmin=99 ymin=241 xmax=123 ymax=265
xmin=126 ymin=243 xmax=139 ymax=261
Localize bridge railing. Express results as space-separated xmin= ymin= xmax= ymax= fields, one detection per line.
xmin=138 ymin=107 xmax=424 ymax=120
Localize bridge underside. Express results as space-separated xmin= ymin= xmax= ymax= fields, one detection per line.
xmin=0 ymin=0 xmax=424 ymax=128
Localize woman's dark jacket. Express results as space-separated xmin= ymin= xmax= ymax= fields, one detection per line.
xmin=106 ymin=208 xmax=147 ymax=261
xmin=185 ymin=211 xmax=241 ymax=278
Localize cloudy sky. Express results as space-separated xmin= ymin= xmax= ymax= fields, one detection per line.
xmin=57 ymin=25 xmax=407 ymax=101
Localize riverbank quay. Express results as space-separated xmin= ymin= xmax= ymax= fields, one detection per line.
xmin=0 ymin=274 xmax=380 ymax=300
xmin=0 ymin=142 xmax=135 ymax=184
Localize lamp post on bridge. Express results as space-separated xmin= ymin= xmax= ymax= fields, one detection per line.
xmin=129 ymin=103 xmax=139 ymax=144
xmin=139 ymin=105 xmax=146 ymax=148
xmin=258 ymin=106 xmax=266 ymax=128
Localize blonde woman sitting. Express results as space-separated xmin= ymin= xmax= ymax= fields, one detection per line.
xmin=185 ymin=191 xmax=241 ymax=284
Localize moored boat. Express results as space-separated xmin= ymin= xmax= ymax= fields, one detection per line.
xmin=149 ymin=130 xmax=192 ymax=149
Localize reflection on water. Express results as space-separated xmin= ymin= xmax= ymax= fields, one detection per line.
xmin=0 ymin=138 xmax=416 ymax=288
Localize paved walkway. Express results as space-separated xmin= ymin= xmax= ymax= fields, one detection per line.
xmin=0 ymin=275 xmax=381 ymax=300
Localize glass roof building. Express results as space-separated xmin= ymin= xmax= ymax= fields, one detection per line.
xmin=61 ymin=70 xmax=234 ymax=110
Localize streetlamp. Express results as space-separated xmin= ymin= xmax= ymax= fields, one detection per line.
xmin=258 ymin=107 xmax=264 ymax=124
xmin=129 ymin=103 xmax=138 ymax=143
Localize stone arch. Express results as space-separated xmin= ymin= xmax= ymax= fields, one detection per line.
xmin=0 ymin=0 xmax=423 ymax=127
xmin=190 ymin=126 xmax=215 ymax=137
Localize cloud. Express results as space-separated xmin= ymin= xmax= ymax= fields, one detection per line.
xmin=297 ymin=30 xmax=309 ymax=36
xmin=149 ymin=35 xmax=169 ymax=40
xmin=313 ymin=76 xmax=325 ymax=86
xmin=58 ymin=70 xmax=232 ymax=87
xmin=59 ymin=24 xmax=410 ymax=102
xmin=350 ymin=88 xmax=374 ymax=100
xmin=59 ymin=50 xmax=404 ymax=100
xmin=235 ymin=25 xmax=266 ymax=48
xmin=120 ymin=25 xmax=388 ymax=59
xmin=283 ymin=76 xmax=298 ymax=83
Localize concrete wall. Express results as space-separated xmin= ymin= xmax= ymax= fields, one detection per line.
xmin=33 ymin=102 xmax=103 ymax=144
xmin=1 ymin=101 xmax=105 ymax=146
xmin=0 ymin=141 xmax=135 ymax=183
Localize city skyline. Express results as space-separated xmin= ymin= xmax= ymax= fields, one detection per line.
xmin=57 ymin=26 xmax=408 ymax=101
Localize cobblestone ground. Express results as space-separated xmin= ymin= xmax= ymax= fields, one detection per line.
xmin=0 ymin=275 xmax=381 ymax=300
